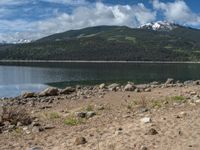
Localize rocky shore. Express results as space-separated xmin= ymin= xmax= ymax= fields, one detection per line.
xmin=1 ymin=78 xmax=200 ymax=150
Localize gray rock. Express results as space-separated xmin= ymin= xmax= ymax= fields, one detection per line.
xmin=22 ymin=92 xmax=36 ymax=98
xmin=184 ymin=80 xmax=194 ymax=85
xmin=108 ymin=83 xmax=120 ymax=91
xmin=74 ymin=137 xmax=87 ymax=145
xmin=86 ymin=111 xmax=96 ymax=118
xmin=29 ymin=146 xmax=43 ymax=150
xmin=124 ymin=83 xmax=135 ymax=91
xmin=150 ymin=81 xmax=159 ymax=85
xmin=39 ymin=87 xmax=59 ymax=97
xmin=76 ymin=112 xmax=87 ymax=118
xmin=60 ymin=87 xmax=76 ymax=94
xmin=99 ymin=83 xmax=106 ymax=89
xmin=140 ymin=117 xmax=151 ymax=124
xmin=165 ymin=78 xmax=174 ymax=84
xmin=146 ymin=128 xmax=158 ymax=135
xmin=144 ymin=88 xmax=151 ymax=92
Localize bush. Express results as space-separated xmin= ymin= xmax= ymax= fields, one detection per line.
xmin=1 ymin=106 xmax=32 ymax=125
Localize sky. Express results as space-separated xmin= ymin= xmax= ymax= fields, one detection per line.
xmin=0 ymin=0 xmax=200 ymax=42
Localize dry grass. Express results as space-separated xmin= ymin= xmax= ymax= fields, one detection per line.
xmin=1 ymin=106 xmax=32 ymax=125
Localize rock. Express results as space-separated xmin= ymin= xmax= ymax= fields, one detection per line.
xmin=194 ymin=99 xmax=200 ymax=103
xmin=29 ymin=146 xmax=43 ymax=150
xmin=150 ymin=81 xmax=159 ymax=85
xmin=22 ymin=92 xmax=36 ymax=98
xmin=99 ymin=83 xmax=106 ymax=89
xmin=190 ymin=91 xmax=197 ymax=95
xmin=39 ymin=105 xmax=52 ymax=109
xmin=86 ymin=111 xmax=96 ymax=118
xmin=141 ymin=146 xmax=148 ymax=150
xmin=139 ymin=107 xmax=149 ymax=113
xmin=144 ymin=88 xmax=151 ymax=92
xmin=184 ymin=80 xmax=194 ymax=85
xmin=39 ymin=87 xmax=59 ymax=97
xmin=44 ymin=125 xmax=55 ymax=130
xmin=146 ymin=128 xmax=158 ymax=135
xmin=32 ymin=126 xmax=42 ymax=133
xmin=140 ymin=117 xmax=151 ymax=124
xmin=60 ymin=87 xmax=76 ymax=94
xmin=124 ymin=83 xmax=135 ymax=91
xmin=194 ymin=80 xmax=200 ymax=85
xmin=108 ymin=83 xmax=120 ymax=91
xmin=136 ymin=84 xmax=149 ymax=90
xmin=74 ymin=137 xmax=87 ymax=145
xmin=165 ymin=78 xmax=174 ymax=84
xmin=76 ymin=112 xmax=87 ymax=118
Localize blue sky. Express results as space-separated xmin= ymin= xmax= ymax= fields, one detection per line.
xmin=0 ymin=0 xmax=200 ymax=42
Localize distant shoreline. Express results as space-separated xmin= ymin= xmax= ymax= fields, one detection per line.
xmin=1 ymin=60 xmax=200 ymax=64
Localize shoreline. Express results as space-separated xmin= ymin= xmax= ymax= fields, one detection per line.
xmin=1 ymin=60 xmax=200 ymax=64
xmin=1 ymin=80 xmax=200 ymax=149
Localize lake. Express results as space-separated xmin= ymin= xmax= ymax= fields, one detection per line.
xmin=1 ymin=62 xmax=200 ymax=98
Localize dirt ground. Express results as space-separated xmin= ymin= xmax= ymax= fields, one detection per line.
xmin=1 ymin=85 xmax=200 ymax=150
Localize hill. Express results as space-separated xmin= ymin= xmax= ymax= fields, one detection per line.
xmin=0 ymin=22 xmax=200 ymax=61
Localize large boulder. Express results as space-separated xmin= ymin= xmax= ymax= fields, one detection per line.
xmin=124 ymin=83 xmax=135 ymax=91
xmin=60 ymin=87 xmax=76 ymax=95
xmin=165 ymin=78 xmax=174 ymax=84
xmin=108 ymin=83 xmax=120 ymax=91
xmin=39 ymin=87 xmax=59 ymax=97
xmin=22 ymin=92 xmax=36 ymax=98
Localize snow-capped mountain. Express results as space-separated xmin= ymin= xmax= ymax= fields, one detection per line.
xmin=0 ymin=39 xmax=31 ymax=44
xmin=139 ymin=21 xmax=179 ymax=31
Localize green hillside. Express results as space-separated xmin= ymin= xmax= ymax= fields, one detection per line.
xmin=0 ymin=25 xmax=200 ymax=61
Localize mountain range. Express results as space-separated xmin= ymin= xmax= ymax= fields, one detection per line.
xmin=0 ymin=21 xmax=200 ymax=61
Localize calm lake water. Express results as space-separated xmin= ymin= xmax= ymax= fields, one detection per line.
xmin=1 ymin=62 xmax=200 ymax=97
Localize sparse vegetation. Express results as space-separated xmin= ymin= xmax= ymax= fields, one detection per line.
xmin=151 ymin=100 xmax=162 ymax=108
xmin=85 ymin=105 xmax=94 ymax=112
xmin=1 ymin=106 xmax=32 ymax=125
xmin=64 ymin=117 xmax=83 ymax=126
xmin=170 ymin=96 xmax=185 ymax=102
xmin=49 ymin=112 xmax=60 ymax=119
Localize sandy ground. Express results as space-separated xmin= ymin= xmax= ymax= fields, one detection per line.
xmin=1 ymin=85 xmax=200 ymax=150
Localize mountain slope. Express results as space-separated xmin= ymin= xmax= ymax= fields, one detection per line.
xmin=0 ymin=23 xmax=200 ymax=61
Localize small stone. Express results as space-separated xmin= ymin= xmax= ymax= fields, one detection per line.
xmin=74 ymin=137 xmax=87 ymax=145
xmin=165 ymin=78 xmax=174 ymax=84
xmin=140 ymin=117 xmax=151 ymax=124
xmin=32 ymin=126 xmax=40 ymax=133
xmin=139 ymin=107 xmax=148 ymax=113
xmin=141 ymin=146 xmax=148 ymax=150
xmin=108 ymin=83 xmax=120 ymax=91
xmin=29 ymin=146 xmax=43 ymax=150
xmin=99 ymin=83 xmax=106 ymax=89
xmin=190 ymin=91 xmax=197 ymax=96
xmin=76 ymin=112 xmax=87 ymax=118
xmin=146 ymin=128 xmax=158 ymax=135
xmin=22 ymin=92 xmax=35 ymax=98
xmin=60 ymin=87 xmax=76 ymax=95
xmin=86 ymin=111 xmax=96 ymax=118
xmin=124 ymin=83 xmax=135 ymax=91
xmin=144 ymin=88 xmax=151 ymax=92
xmin=44 ymin=125 xmax=55 ymax=130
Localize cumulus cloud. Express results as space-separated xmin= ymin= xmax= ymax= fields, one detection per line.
xmin=0 ymin=2 xmax=156 ymax=42
xmin=152 ymin=0 xmax=200 ymax=26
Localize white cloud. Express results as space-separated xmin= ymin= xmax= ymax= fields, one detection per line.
xmin=152 ymin=0 xmax=200 ymax=26
xmin=0 ymin=0 xmax=27 ymax=5
xmin=0 ymin=2 xmax=156 ymax=42
xmin=41 ymin=0 xmax=88 ymax=5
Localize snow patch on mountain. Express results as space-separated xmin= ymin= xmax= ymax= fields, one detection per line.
xmin=139 ymin=21 xmax=179 ymax=31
